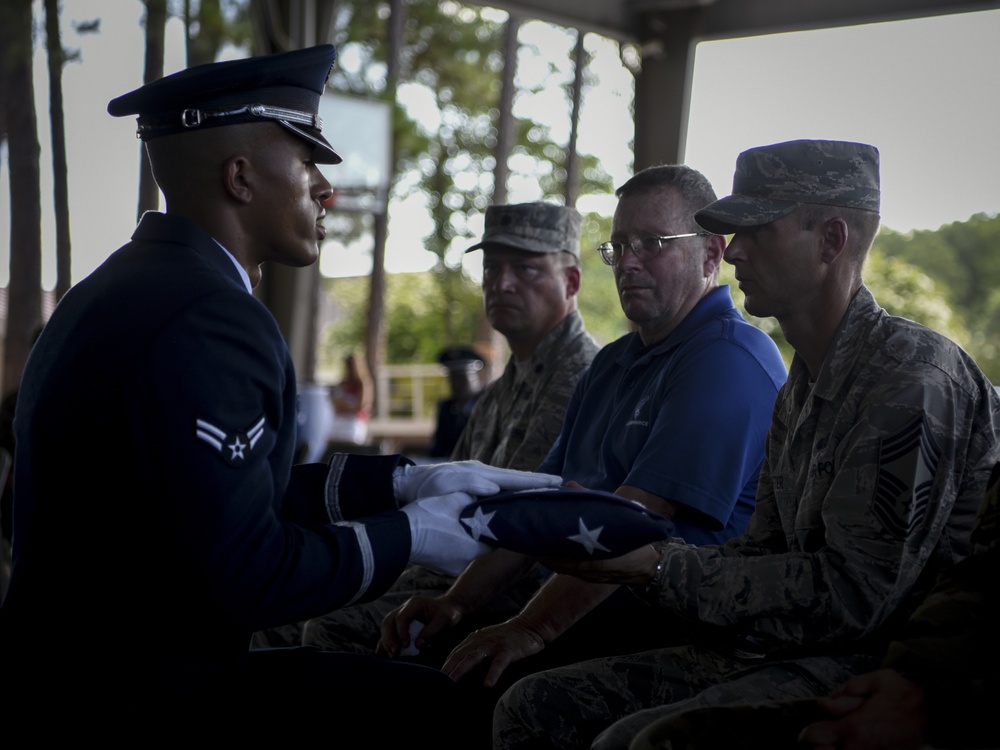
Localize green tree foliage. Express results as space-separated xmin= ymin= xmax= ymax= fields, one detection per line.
xmin=874 ymin=213 xmax=1000 ymax=380
xmin=322 ymin=271 xmax=481 ymax=365
xmin=719 ymin=216 xmax=988 ymax=372
xmin=576 ymin=210 xmax=629 ymax=346
xmin=716 ymin=232 xmax=971 ymax=370
xmin=320 ymin=2 xmax=615 ymax=362
xmin=324 ymin=214 xmax=995 ymax=374
xmin=863 ymin=249 xmax=968 ymax=342
xmin=183 ymin=0 xmax=252 ymax=67
xmin=322 ymin=208 xmax=627 ymax=363
xmin=875 ymin=214 xmax=1000 ymax=317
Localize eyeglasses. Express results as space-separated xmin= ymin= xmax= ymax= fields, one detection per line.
xmin=598 ymin=233 xmax=712 ymax=266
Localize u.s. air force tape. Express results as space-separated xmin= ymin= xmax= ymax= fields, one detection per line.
xmin=459 ymin=486 xmax=674 ymax=560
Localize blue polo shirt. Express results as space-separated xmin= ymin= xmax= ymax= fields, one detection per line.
xmin=539 ymin=285 xmax=786 ymax=546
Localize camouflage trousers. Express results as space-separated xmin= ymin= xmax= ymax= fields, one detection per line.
xmin=493 ymin=644 xmax=879 ymax=750
xmin=253 ymin=564 xmax=547 ymax=663
xmin=249 ymin=566 xmax=457 ymax=651
xmin=302 ymin=565 xmax=459 ymax=656
xmin=625 ymin=699 xmax=829 ymax=750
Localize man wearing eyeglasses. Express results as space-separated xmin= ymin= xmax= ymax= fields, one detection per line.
xmin=522 ymin=166 xmax=786 ymax=532
xmin=374 ymin=166 xmax=786 ymax=741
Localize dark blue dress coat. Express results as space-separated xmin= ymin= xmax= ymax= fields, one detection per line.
xmin=1 ymin=213 xmax=413 ymax=695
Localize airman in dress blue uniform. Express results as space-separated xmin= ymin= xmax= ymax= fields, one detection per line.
xmin=0 ymin=44 xmax=557 ymax=742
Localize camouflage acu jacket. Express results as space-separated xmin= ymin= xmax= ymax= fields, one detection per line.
xmin=645 ymin=286 xmax=1000 ymax=653
xmin=882 ymin=461 xmax=999 ymax=746
xmin=450 ymin=310 xmax=599 ymax=471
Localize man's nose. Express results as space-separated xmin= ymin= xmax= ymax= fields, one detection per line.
xmin=723 ymin=236 xmax=744 ymax=264
xmin=491 ymin=265 xmax=517 ymax=290
xmin=313 ymin=166 xmax=333 ymax=204
xmin=617 ymin=242 xmax=644 ymax=271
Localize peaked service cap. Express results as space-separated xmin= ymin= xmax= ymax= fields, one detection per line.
xmin=108 ymin=44 xmax=342 ymax=164
xmin=465 ymin=202 xmax=583 ymax=257
xmin=695 ymin=139 xmax=879 ymax=234
xmin=460 ymin=486 xmax=675 ymax=560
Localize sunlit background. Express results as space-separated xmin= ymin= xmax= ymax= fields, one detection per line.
xmin=2 ymin=1 xmax=997 ymax=288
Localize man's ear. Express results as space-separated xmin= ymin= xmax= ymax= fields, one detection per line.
xmin=564 ymin=263 xmax=582 ymax=297
xmin=223 ymin=155 xmax=253 ymax=205
xmin=703 ymin=234 xmax=726 ymax=276
xmin=819 ymin=216 xmax=849 ymax=264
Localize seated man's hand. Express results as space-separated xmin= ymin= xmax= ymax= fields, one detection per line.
xmin=540 ymin=543 xmax=661 ymax=586
xmin=377 ymin=594 xmax=466 ymax=658
xmin=798 ymin=668 xmax=930 ymax=750
xmin=442 ymin=619 xmax=545 ymax=688
xmin=394 ymin=460 xmax=561 ymax=504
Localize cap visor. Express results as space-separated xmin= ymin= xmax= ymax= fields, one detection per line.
xmin=280 ymin=120 xmax=342 ymax=165
xmin=464 ymin=238 xmax=559 ymax=255
xmin=695 ymin=195 xmax=800 ymax=235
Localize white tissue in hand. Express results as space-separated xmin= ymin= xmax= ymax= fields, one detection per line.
xmin=399 ymin=620 xmax=424 ymax=657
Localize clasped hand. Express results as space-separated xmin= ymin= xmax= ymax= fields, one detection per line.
xmin=441 ymin=619 xmax=545 ymax=688
xmin=377 ymin=593 xmax=466 ymax=659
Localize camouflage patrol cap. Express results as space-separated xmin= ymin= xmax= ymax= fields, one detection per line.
xmin=108 ymin=45 xmax=341 ymax=164
xmin=695 ymin=139 xmax=880 ymax=234
xmin=465 ymin=202 xmax=583 ymax=257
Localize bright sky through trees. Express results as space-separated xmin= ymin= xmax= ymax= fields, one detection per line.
xmin=1 ymin=2 xmax=997 ymax=286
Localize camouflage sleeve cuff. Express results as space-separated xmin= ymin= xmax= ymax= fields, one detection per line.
xmin=636 ymin=542 xmax=671 ymax=601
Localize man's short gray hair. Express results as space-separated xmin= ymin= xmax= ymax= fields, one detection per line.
xmin=615 ymin=165 xmax=718 ymax=230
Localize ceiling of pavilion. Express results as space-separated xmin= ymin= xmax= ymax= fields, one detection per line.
xmin=472 ymin=0 xmax=1000 ymax=40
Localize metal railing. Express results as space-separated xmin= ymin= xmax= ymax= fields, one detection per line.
xmin=300 ymin=363 xmax=453 ymax=455
xmin=374 ymin=363 xmax=449 ymax=420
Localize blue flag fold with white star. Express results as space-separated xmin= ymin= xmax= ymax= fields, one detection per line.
xmin=459 ymin=486 xmax=674 ymax=559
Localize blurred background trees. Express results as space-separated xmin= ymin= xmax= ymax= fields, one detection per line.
xmin=316 ymin=0 xmax=616 ymax=379
xmin=3 ymin=0 xmax=1000 ymax=401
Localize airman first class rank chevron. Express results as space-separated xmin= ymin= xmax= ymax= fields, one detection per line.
xmin=196 ymin=416 xmax=266 ymax=467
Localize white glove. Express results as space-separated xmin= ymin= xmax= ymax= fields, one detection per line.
xmin=394 ymin=460 xmax=561 ymax=505
xmin=402 ymin=492 xmax=492 ymax=576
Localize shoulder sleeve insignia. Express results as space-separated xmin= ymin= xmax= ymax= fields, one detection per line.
xmin=195 ymin=415 xmax=267 ymax=467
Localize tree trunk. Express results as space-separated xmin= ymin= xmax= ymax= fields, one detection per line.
xmin=0 ymin=0 xmax=43 ymax=397
xmin=565 ymin=30 xmax=586 ymax=209
xmin=476 ymin=14 xmax=521 ymax=381
xmin=365 ymin=0 xmax=403 ymax=415
xmin=492 ymin=15 xmax=519 ymax=207
xmin=45 ymin=0 xmax=73 ymax=301
xmin=187 ymin=0 xmax=224 ymax=68
xmin=138 ymin=0 xmax=167 ymax=221
xmin=367 ymin=211 xmax=388 ymax=407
